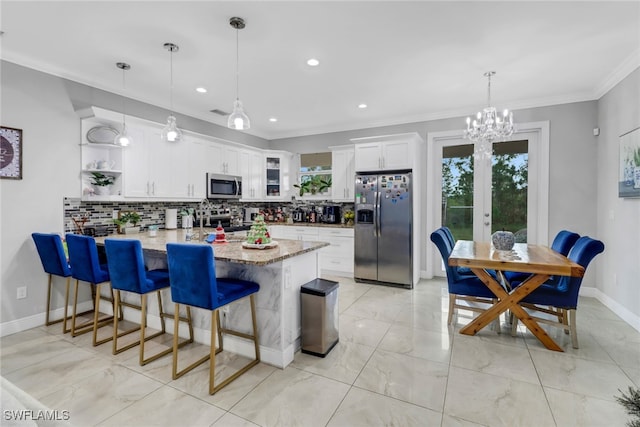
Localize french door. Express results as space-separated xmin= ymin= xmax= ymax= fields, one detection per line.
xmin=428 ymin=123 xmax=549 ymax=276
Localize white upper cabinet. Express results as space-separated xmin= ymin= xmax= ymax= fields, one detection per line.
xmin=208 ymin=143 xmax=242 ymax=176
xmin=240 ymin=148 xmax=264 ymax=200
xmin=352 ymin=133 xmax=420 ymax=172
xmin=264 ymin=151 xmax=293 ymax=201
xmin=330 ymin=146 xmax=355 ymax=202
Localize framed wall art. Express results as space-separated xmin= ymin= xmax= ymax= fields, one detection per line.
xmin=619 ymin=126 xmax=640 ymax=198
xmin=0 ymin=126 xmax=23 ymax=180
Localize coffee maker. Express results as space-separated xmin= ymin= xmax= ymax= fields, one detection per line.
xmin=322 ymin=205 xmax=341 ymax=224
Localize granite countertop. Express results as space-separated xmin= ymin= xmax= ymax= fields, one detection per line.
xmin=93 ymin=229 xmax=329 ymax=266
xmin=265 ymin=222 xmax=354 ymax=229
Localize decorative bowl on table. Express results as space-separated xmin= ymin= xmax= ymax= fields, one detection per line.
xmin=492 ymin=230 xmax=515 ymax=251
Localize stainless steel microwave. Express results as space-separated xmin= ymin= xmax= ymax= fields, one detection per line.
xmin=206 ymin=173 xmax=242 ymax=199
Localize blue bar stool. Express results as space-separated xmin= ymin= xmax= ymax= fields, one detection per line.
xmin=32 ymin=233 xmax=76 ymax=332
xmin=65 ymin=233 xmax=120 ymax=346
xmin=166 ymin=243 xmax=260 ymax=395
xmin=104 ymin=239 xmax=194 ymax=365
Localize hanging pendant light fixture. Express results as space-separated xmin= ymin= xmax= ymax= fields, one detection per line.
xmin=114 ymin=62 xmax=132 ymax=147
xmin=464 ymin=71 xmax=514 ymax=144
xmin=227 ymin=17 xmax=250 ymax=130
xmin=161 ymin=42 xmax=183 ymax=142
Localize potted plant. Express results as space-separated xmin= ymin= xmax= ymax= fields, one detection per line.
xmin=294 ymin=176 xmax=332 ymax=196
xmin=633 ymin=147 xmax=640 ymax=189
xmin=113 ymin=211 xmax=141 ymax=234
xmin=90 ymin=172 xmax=115 ymax=196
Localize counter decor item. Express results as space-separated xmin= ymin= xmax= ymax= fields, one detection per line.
xmin=113 ymin=211 xmax=141 ymax=234
xmin=89 ymin=172 xmax=115 ymax=196
xmin=165 ymin=208 xmax=177 ymax=229
xmin=343 ymin=210 xmax=355 ymax=226
xmin=243 ymin=215 xmax=277 ymax=249
xmin=491 ymin=230 xmax=515 ymax=251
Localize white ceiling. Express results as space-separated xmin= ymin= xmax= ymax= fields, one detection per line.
xmin=1 ymin=1 xmax=639 ymax=140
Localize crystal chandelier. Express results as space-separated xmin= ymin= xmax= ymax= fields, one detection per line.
xmin=161 ymin=42 xmax=183 ymax=142
xmin=227 ymin=17 xmax=250 ymax=130
xmin=464 ymin=71 xmax=514 ymax=144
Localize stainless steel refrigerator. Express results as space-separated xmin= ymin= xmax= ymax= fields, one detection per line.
xmin=354 ymin=170 xmax=413 ymax=288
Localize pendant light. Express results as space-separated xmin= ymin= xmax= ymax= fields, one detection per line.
xmin=227 ymin=17 xmax=250 ymax=130
xmin=161 ymin=42 xmax=183 ymax=142
xmin=114 ymin=62 xmax=132 ymax=147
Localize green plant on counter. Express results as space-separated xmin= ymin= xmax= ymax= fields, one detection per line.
xmin=294 ymin=175 xmax=332 ymax=196
xmin=113 ymin=211 xmax=141 ymax=232
xmin=634 ymin=147 xmax=640 ymax=167
xmin=90 ymin=172 xmax=115 ymax=187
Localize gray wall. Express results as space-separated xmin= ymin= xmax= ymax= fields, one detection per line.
xmin=596 ymin=68 xmax=640 ymax=320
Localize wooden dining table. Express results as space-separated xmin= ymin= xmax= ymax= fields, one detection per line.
xmin=448 ymin=240 xmax=584 ymax=351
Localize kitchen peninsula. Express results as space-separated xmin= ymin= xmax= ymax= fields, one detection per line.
xmin=94 ymin=229 xmax=329 ymax=368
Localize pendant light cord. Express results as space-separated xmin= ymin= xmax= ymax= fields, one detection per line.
xmin=486 ymin=73 xmax=492 ymax=108
xmin=235 ymin=27 xmax=240 ymax=101
xmin=170 ymin=48 xmax=174 ymax=114
xmin=121 ymin=68 xmax=127 ymax=126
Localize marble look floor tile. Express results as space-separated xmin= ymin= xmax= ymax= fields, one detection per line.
xmin=580 ymin=316 xmax=640 ymax=343
xmin=530 ymin=348 xmax=636 ymax=401
xmin=452 ymin=321 xmax=526 ymax=349
xmin=38 ymin=365 xmax=163 ymax=426
xmin=378 ymin=324 xmax=452 ymax=364
xmin=444 ymin=366 xmax=555 ymax=427
xmin=292 ymin=341 xmax=375 ymax=385
xmin=211 ymin=412 xmax=260 ymax=427
xmin=339 ymin=314 xmax=392 ymax=347
xmin=341 ymin=295 xmax=406 ymax=323
xmin=96 ymin=385 xmax=225 ymax=427
xmin=451 ymin=334 xmax=539 ymax=384
xmin=327 ymin=386 xmax=442 ymax=427
xmin=4 ymin=347 xmax=114 ymax=400
xmin=621 ymin=365 xmax=640 ymax=387
xmin=441 ymin=414 xmax=487 ymax=427
xmin=170 ymin=358 xmax=276 ymax=411
xmin=354 ymin=348 xmax=449 ymax=411
xmin=1 ymin=327 xmax=52 ymax=349
xmin=520 ymin=327 xmax=615 ymax=364
xmin=545 ymin=386 xmax=630 ymax=427
xmin=0 ymin=334 xmax=76 ymax=375
xmin=592 ymin=333 xmax=640 ymax=369
xmin=231 ymin=367 xmax=350 ymax=427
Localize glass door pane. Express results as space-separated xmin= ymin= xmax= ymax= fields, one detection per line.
xmin=441 ymin=144 xmax=475 ymax=241
xmin=491 ymin=140 xmax=528 ymax=242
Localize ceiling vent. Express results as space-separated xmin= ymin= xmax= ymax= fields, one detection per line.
xmin=210 ymin=109 xmax=229 ymax=116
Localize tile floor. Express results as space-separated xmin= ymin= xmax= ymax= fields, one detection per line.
xmin=1 ymin=277 xmax=639 ymax=427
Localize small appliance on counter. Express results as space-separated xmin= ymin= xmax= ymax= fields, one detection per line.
xmin=321 ymin=205 xmax=341 ymax=224
xmin=165 ymin=208 xmax=177 ymax=229
xmin=244 ymin=207 xmax=260 ymax=224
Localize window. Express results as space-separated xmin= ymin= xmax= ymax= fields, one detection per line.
xmin=297 ymin=152 xmax=332 ymax=195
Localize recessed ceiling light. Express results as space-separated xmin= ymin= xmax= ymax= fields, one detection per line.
xmin=358 ymin=103 xmax=368 ymax=109
xmin=306 ymin=58 xmax=320 ymax=67
xmin=196 ymin=87 xmax=207 ymax=93
xmin=269 ymin=117 xmax=278 ymax=123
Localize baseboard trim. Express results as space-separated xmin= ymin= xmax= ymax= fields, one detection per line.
xmin=580 ymin=286 xmax=640 ymax=333
xmin=0 ymin=302 xmax=93 ymax=337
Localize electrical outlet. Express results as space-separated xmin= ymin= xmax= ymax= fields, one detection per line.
xmin=17 ymin=286 xmax=27 ymax=299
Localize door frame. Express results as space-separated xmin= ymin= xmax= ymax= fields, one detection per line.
xmin=425 ymin=121 xmax=549 ymax=278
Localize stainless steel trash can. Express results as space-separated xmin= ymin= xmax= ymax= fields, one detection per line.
xmin=301 ymin=278 xmax=339 ymax=357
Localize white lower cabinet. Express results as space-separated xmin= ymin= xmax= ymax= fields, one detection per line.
xmin=269 ymin=226 xmax=354 ymax=276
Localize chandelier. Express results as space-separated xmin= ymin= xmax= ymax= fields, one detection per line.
xmin=464 ymin=71 xmax=514 ymax=144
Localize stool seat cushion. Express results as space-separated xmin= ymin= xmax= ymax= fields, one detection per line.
xmin=217 ymin=278 xmax=260 ymax=307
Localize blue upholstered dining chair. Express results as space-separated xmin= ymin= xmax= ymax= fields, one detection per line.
xmin=32 ymin=233 xmax=75 ymax=332
xmin=503 ymin=230 xmax=581 ymax=284
xmin=441 ymin=226 xmax=476 ymax=277
xmin=510 ymin=236 xmax=605 ymax=348
xmin=430 ymin=228 xmax=498 ymax=326
xmin=166 ymin=243 xmax=260 ymax=395
xmin=65 ymin=233 xmax=120 ymax=346
xmin=104 ymin=239 xmax=193 ymax=365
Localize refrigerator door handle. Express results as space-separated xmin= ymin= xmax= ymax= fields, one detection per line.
xmin=375 ymin=190 xmax=381 ymax=237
